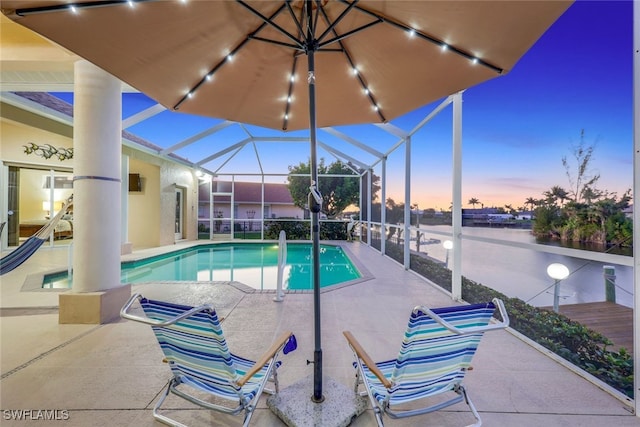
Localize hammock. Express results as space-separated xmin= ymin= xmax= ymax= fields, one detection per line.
xmin=0 ymin=195 xmax=73 ymax=275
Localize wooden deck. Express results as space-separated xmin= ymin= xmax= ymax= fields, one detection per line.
xmin=545 ymin=302 xmax=633 ymax=354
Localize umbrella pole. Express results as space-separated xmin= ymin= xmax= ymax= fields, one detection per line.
xmin=306 ymin=43 xmax=324 ymax=403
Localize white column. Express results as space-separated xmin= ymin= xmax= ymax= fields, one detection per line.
xmin=451 ymin=92 xmax=463 ymax=301
xmin=403 ymin=137 xmax=411 ymax=269
xmin=72 ymin=60 xmax=121 ymax=293
xmin=121 ymin=154 xmax=132 ymax=254
xmin=632 ymin=0 xmax=639 ymax=416
xmin=381 ymin=158 xmax=386 ymax=255
xmin=366 ymin=170 xmax=372 ymax=245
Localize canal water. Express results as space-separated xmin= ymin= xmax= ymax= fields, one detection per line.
xmin=416 ymin=226 xmax=633 ymax=309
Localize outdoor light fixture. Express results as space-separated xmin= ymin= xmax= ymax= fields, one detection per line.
xmin=547 ymin=263 xmax=570 ymax=313
xmin=443 ymin=240 xmax=453 ymax=268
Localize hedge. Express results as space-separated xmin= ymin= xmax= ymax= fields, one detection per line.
xmin=381 ymin=240 xmax=633 ymax=397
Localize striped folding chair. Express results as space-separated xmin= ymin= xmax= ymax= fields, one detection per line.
xmin=121 ymin=293 xmax=297 ymax=427
xmin=344 ymin=298 xmax=509 ymax=427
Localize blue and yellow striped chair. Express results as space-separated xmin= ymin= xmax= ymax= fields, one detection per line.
xmin=121 ymin=293 xmax=297 ymax=427
xmin=344 ymin=299 xmax=509 ymax=427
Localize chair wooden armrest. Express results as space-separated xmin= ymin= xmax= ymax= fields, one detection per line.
xmin=236 ymin=331 xmax=294 ymax=387
xmin=343 ymin=331 xmax=392 ymax=389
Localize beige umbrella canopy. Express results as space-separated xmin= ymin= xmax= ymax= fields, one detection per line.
xmin=1 ymin=0 xmax=572 ymax=403
xmin=2 ymin=0 xmax=571 ymax=131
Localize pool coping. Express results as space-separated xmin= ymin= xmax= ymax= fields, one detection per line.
xmin=24 ymin=240 xmax=375 ymax=294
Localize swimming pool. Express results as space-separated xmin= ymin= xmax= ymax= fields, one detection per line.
xmin=42 ymin=242 xmax=361 ymax=290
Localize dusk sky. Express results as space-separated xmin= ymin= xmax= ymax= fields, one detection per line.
xmin=53 ymin=0 xmax=634 ymax=211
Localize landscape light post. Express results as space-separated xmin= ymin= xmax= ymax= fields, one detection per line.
xmin=547 ymin=263 xmax=570 ymax=313
xmin=443 ymin=240 xmax=453 ymax=268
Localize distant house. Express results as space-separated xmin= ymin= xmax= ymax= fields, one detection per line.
xmin=515 ymin=211 xmax=534 ymax=220
xmin=462 ymin=207 xmax=513 ymax=226
xmin=200 ymin=180 xmax=305 ymax=220
xmin=623 ymin=205 xmax=633 ymax=219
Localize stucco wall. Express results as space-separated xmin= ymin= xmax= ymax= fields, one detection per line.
xmin=0 ymin=118 xmax=73 ymax=166
xmin=159 ymin=162 xmax=198 ymax=245
xmin=123 ymin=146 xmax=198 ymax=247
xmin=128 ymin=158 xmax=161 ymax=248
xmin=2 ymin=115 xmax=198 ymax=250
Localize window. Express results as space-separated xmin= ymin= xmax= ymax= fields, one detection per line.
xmin=42 ymin=175 xmax=74 ymax=189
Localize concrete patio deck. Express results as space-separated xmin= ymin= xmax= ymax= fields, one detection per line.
xmin=1 ymin=241 xmax=638 ymax=426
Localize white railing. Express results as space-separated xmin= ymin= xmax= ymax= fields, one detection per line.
xmin=274 ymin=230 xmax=287 ymax=302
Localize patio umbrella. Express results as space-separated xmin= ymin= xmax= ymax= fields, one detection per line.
xmin=1 ymin=0 xmax=573 ymax=402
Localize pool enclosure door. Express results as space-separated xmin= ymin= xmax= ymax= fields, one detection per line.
xmin=211 ymin=192 xmax=233 ymax=240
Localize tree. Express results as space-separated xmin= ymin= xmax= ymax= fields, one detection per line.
xmin=524 ymin=197 xmax=537 ymax=211
xmin=543 ymin=185 xmax=570 ymax=207
xmin=287 ymin=159 xmax=378 ymax=218
xmin=384 ymin=198 xmax=405 ymax=241
xmin=562 ymin=129 xmax=600 ymax=203
xmin=359 ymin=166 xmax=381 ymax=222
xmin=468 ymin=197 xmax=480 ymax=208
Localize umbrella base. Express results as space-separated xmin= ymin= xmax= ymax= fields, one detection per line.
xmin=267 ymin=375 xmax=367 ymax=427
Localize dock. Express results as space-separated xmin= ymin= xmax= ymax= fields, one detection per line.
xmin=547 ymin=301 xmax=633 ymax=354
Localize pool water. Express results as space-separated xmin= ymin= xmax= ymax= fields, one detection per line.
xmin=42 ymin=243 xmax=361 ymax=290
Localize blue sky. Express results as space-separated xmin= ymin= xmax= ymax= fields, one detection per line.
xmin=53 ymin=0 xmax=633 ymax=211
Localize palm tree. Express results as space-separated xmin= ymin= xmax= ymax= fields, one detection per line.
xmin=524 ymin=197 xmax=537 ymax=211
xmin=543 ymin=186 xmax=570 ymax=207
xmin=468 ymin=197 xmax=480 ymax=209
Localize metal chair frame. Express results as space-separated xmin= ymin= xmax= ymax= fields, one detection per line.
xmin=344 ymin=298 xmax=509 ymax=427
xmin=121 ymin=293 xmax=296 ymax=427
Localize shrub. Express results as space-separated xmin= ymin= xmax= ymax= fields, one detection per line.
xmin=264 ymin=220 xmax=309 ymax=240
xmin=264 ymin=220 xmax=349 ymax=240
xmin=319 ymin=222 xmax=348 ymax=240
xmin=385 ymin=241 xmax=633 ymax=397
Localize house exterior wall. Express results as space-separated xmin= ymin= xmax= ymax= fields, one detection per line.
xmin=1 ymin=118 xmax=75 ymax=236
xmin=122 ymin=146 xmax=198 ymax=247
xmin=159 ymin=161 xmax=198 ymax=245
xmin=127 ymin=157 xmax=161 ymax=248
xmin=1 ymin=108 xmax=199 ymax=250
xmin=205 ymin=180 xmax=305 ymax=220
xmin=267 ymin=204 xmax=304 ymax=219
xmin=232 ymin=203 xmax=303 ymax=219
xmin=1 ymin=118 xmax=73 ymax=163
